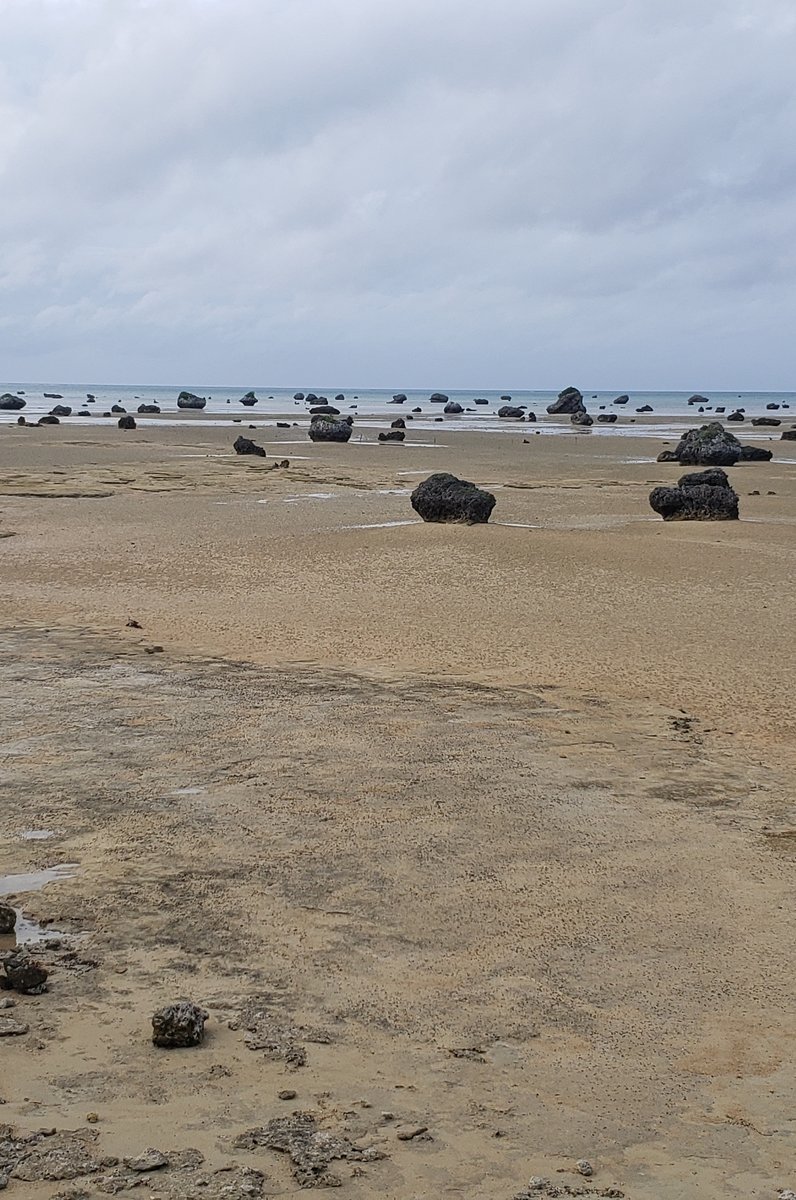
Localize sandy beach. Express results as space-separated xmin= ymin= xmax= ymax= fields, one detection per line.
xmin=1 ymin=417 xmax=795 ymax=1199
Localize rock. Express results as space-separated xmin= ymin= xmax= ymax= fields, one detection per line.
xmin=613 ymin=395 xmax=629 ymax=404
xmin=233 ymin=436 xmax=266 ymax=457
xmin=137 ymin=404 xmax=160 ymax=414
xmin=118 ymin=416 xmax=137 ymax=430
xmin=0 ymin=394 xmax=25 ymax=410
xmin=738 ymin=445 xmax=773 ymax=461
xmin=86 ymin=393 xmax=95 ymax=401
xmin=278 ymin=1090 xmax=297 ymax=1101
xmin=396 ymin=1125 xmax=430 ymax=1141
xmin=687 ymin=394 xmax=710 ymax=405
xmin=77 ymin=410 xmax=91 ymax=417
xmin=177 ymin=391 xmax=206 ymax=409
xmin=751 ymin=417 xmax=780 ymax=426
xmin=309 ymin=404 xmax=340 ymax=415
xmin=679 ymin=468 xmax=732 ymax=489
xmin=0 ymin=1171 xmax=7 ymax=1190
xmin=411 ymin=473 xmax=496 ymax=524
xmin=547 ymin=386 xmax=584 ymax=414
xmin=726 ymin=410 xmax=745 ymax=422
xmin=766 ymin=402 xmax=780 ymax=410
xmin=444 ymin=401 xmax=463 ymax=414
xmin=2 ymin=951 xmax=49 ymax=993
xmin=276 ymin=421 xmax=290 ymax=428
xmin=597 ymin=413 xmax=618 ymax=423
xmin=37 ymin=415 xmax=60 ymax=426
xmin=412 ymin=406 xmax=422 ymax=412
xmin=50 ymin=405 xmax=72 ymax=417
xmin=636 ymin=404 xmax=654 ymax=413
xmin=124 ymin=1149 xmax=168 ymax=1172
xmin=498 ymin=405 xmax=525 ymax=419
xmin=576 ymin=1160 xmax=594 ymax=1177
xmin=781 ymin=429 xmax=796 ymax=440
xmin=0 ymin=903 xmax=15 ymax=934
xmin=649 ymin=482 xmax=739 ymax=521
xmin=308 ymin=416 xmax=352 ymax=443
xmin=390 ymin=418 xmax=406 ymax=429
xmin=0 ymin=1017 xmax=28 ymax=1037
xmin=43 ymin=392 xmax=63 ymax=398
xmin=234 ymin=1115 xmax=382 ymax=1188
xmin=715 ymin=406 xmax=726 ymax=413
xmin=151 ymin=1001 xmax=209 ymax=1047
xmin=305 ymin=393 xmax=318 ymax=403
xmin=671 ymin=422 xmax=742 ymax=466
xmin=293 ymin=392 xmax=304 ymax=401
xmin=378 ymin=430 xmax=405 ymax=442
xmin=391 ymin=394 xmax=407 ymax=403
xmin=571 ymin=411 xmax=593 ymax=426
xmin=474 ymin=398 xmax=489 ymax=405
xmin=429 ymin=392 xmax=449 ymax=402
xmin=239 ymin=392 xmax=258 ymax=406
xmin=334 ymin=394 xmax=345 ymax=402
xmin=111 ymin=404 xmax=126 ymax=414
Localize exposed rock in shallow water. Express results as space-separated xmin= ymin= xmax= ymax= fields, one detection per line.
xmin=151 ymin=1001 xmax=209 ymax=1047
xmin=429 ymin=392 xmax=449 ymax=402
xmin=0 ymin=394 xmax=25 ymax=410
xmin=781 ymin=429 xmax=796 ymax=441
xmin=137 ymin=404 xmax=160 ymax=414
xmin=444 ymin=401 xmax=463 ymax=414
xmin=50 ymin=405 xmax=72 ymax=417
xmin=233 ymin=436 xmax=266 ymax=457
xmin=727 ymin=410 xmax=745 ymax=422
xmin=378 ymin=429 xmax=405 ymax=442
xmin=308 ymin=416 xmax=352 ymax=443
xmin=391 ymin=393 xmax=407 ymax=403
xmin=239 ymin=392 xmax=258 ymax=406
xmin=751 ymin=417 xmax=780 ymax=426
xmin=411 ymin=473 xmax=496 ymax=524
xmin=498 ymin=405 xmax=525 ymax=418
xmin=670 ymin=423 xmax=742 ymax=466
xmin=309 ymin=404 xmax=340 ymax=415
xmin=177 ymin=391 xmax=206 ymax=409
xmin=649 ymin=482 xmax=739 ymax=521
xmin=547 ymin=386 xmax=585 ymax=414
xmin=571 ymin=411 xmax=593 ymax=426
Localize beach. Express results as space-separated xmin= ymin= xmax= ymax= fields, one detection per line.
xmin=1 ymin=415 xmax=795 ymax=1198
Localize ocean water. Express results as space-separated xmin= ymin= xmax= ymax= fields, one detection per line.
xmin=1 ymin=382 xmax=794 ymax=437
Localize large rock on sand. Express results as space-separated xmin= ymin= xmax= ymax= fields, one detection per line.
xmin=649 ymin=476 xmax=739 ymax=521
xmin=152 ymin=1001 xmax=209 ymax=1048
xmin=118 ymin=415 xmax=137 ymax=430
xmin=0 ymin=393 xmax=25 ymax=410
xmin=308 ymin=415 xmax=352 ymax=443
xmin=411 ymin=473 xmax=496 ymax=524
xmin=177 ymin=391 xmax=206 ymax=409
xmin=671 ymin=423 xmax=743 ymax=466
xmin=233 ymin=435 xmax=266 ymax=457
xmin=547 ymin=386 xmax=585 ymax=415
xmin=379 ymin=429 xmax=405 ymax=442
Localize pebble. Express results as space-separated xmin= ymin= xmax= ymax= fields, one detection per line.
xmin=278 ymin=1090 xmax=297 ymax=1101
xmin=396 ymin=1124 xmax=429 ymax=1141
xmin=86 ymin=1112 xmax=99 ymax=1123
xmin=576 ymin=1159 xmax=594 ymax=1177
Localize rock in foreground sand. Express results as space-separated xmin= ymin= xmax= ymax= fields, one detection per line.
xmin=152 ymin=1001 xmax=209 ymax=1047
xmin=411 ymin=473 xmax=496 ymax=524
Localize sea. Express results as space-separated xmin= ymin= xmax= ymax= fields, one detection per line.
xmin=1 ymin=383 xmax=794 ymax=439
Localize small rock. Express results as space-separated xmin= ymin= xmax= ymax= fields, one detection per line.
xmin=0 ymin=1016 xmax=29 ymax=1036
xmin=396 ymin=1124 xmax=429 ymax=1141
xmin=278 ymin=1090 xmax=297 ymax=1101
xmin=0 ymin=998 xmax=16 ymax=1009
xmin=576 ymin=1159 xmax=594 ymax=1177
xmin=86 ymin=1113 xmax=99 ymax=1124
xmin=2 ymin=951 xmax=49 ymax=994
xmin=0 ymin=1173 xmax=8 ymax=1190
xmin=0 ymin=903 xmax=15 ymax=935
xmin=126 ymin=619 xmax=142 ymax=629
xmin=152 ymin=1000 xmax=209 ymax=1048
xmin=144 ymin=645 xmax=164 ymax=654
xmin=124 ymin=1148 xmax=168 ymax=1172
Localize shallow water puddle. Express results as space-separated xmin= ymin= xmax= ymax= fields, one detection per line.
xmin=0 ymin=863 xmax=79 ymax=947
xmin=19 ymin=830 xmax=60 ymax=841
xmin=342 ymin=519 xmax=420 ymax=529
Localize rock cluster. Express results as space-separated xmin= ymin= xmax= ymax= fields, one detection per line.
xmin=649 ymin=468 xmax=739 ymax=521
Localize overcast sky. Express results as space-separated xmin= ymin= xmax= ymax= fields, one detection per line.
xmin=1 ymin=0 xmax=795 ymax=389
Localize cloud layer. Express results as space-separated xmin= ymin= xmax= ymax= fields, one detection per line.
xmin=1 ymin=0 xmax=795 ymax=387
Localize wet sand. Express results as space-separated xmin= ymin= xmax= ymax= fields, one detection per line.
xmin=1 ymin=419 xmax=795 ymax=1198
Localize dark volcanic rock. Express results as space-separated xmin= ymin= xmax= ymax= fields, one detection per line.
xmin=429 ymin=393 xmax=449 ymax=402
xmin=43 ymin=393 xmax=63 ymax=399
xmin=308 ymin=416 xmax=352 ymax=443
xmin=656 ymin=450 xmax=679 ymax=462
xmin=276 ymin=421 xmax=290 ymax=428
xmin=309 ymin=404 xmax=340 ymax=415
xmin=715 ymin=406 xmax=726 ymax=413
xmin=738 ymin=445 xmax=773 ymax=461
xmin=649 ymin=482 xmax=739 ymax=521
xmin=334 ymin=394 xmax=345 ymax=402
xmin=305 ymin=394 xmax=318 ymax=403
xmin=751 ymin=417 xmax=780 ymax=426
xmin=411 ymin=472 xmax=496 ymax=524
xmin=444 ymin=401 xmax=463 ymax=414
xmin=0 ymin=902 xmax=15 ymax=934
xmin=474 ymin=398 xmax=489 ymax=405
xmin=498 ymin=405 xmax=525 ymax=418
xmin=727 ymin=410 xmax=745 ymax=422
xmin=2 ymin=951 xmax=49 ymax=993
xmin=766 ymin=403 xmax=780 ymax=410
xmin=391 ymin=393 xmax=407 ymax=403
xmin=781 ymin=429 xmax=796 ymax=441
xmin=687 ymin=394 xmax=710 ymax=405
xmin=547 ymin=386 xmax=585 ymax=415
xmin=152 ymin=1001 xmax=209 ymax=1048
xmin=86 ymin=393 xmax=95 ymax=401
xmin=177 ymin=391 xmax=206 ymax=409
xmin=678 ymin=468 xmax=732 ymax=489
xmin=118 ymin=415 xmax=137 ymax=430
xmin=0 ymin=393 xmax=25 ymax=410
xmin=378 ymin=429 xmax=405 ymax=442
xmin=412 ymin=407 xmax=422 ymax=413
xmin=50 ymin=405 xmax=72 ymax=417
xmin=571 ymin=411 xmax=593 ymax=426
xmin=37 ymin=415 xmax=60 ymax=425
xmin=390 ymin=418 xmax=406 ymax=429
xmin=597 ymin=413 xmax=618 ymax=423
xmin=111 ymin=404 xmax=126 ymax=414
xmin=613 ymin=395 xmax=629 ymax=404
xmin=673 ymin=423 xmax=742 ymax=466
xmin=137 ymin=404 xmax=160 ymax=414
xmin=239 ymin=392 xmax=258 ymax=406
xmin=233 ymin=436 xmax=266 ymax=457
xmin=636 ymin=404 xmax=654 ymax=413
xmin=293 ymin=392 xmax=304 ymax=401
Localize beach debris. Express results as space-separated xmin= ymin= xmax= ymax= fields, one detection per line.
xmin=0 ymin=903 xmax=15 ymax=935
xmin=378 ymin=429 xmax=405 ymax=442
xmin=0 ymin=1017 xmax=29 ymax=1037
xmin=411 ymin=473 xmax=496 ymax=524
xmin=499 ymin=405 xmax=526 ymax=418
xmin=151 ymin=1001 xmax=209 ymax=1048
xmin=547 ymin=386 xmax=585 ymax=415
xmin=177 ymin=391 xmax=206 ymax=409
xmin=233 ymin=1113 xmax=384 ymax=1188
xmin=233 ymin=435 xmax=266 ymax=457
xmin=0 ymin=394 xmax=25 ymax=410
xmin=117 ymin=415 xmax=136 ymax=430
xmin=649 ymin=469 xmax=739 ymax=521
xmin=308 ymin=415 xmax=353 ymax=443
xmin=1 ymin=950 xmax=49 ymax=994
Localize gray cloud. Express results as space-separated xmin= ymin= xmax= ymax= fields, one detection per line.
xmin=1 ymin=0 xmax=795 ymax=387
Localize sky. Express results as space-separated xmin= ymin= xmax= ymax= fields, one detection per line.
xmin=0 ymin=0 xmax=795 ymax=390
